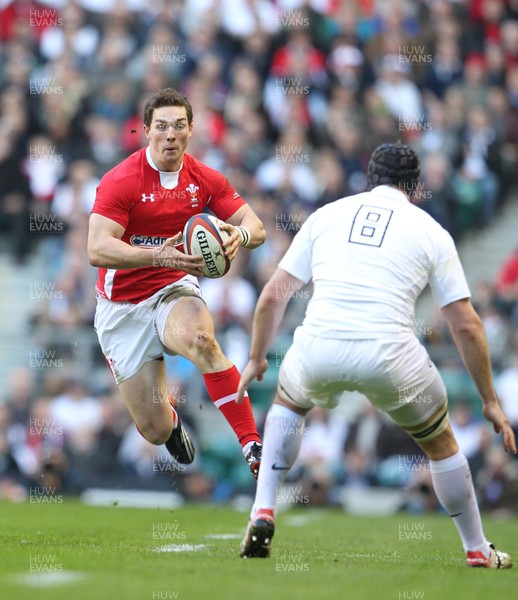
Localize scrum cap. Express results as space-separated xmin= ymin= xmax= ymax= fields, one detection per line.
xmin=367 ymin=141 xmax=420 ymax=198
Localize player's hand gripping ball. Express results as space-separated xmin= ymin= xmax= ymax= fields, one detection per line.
xmin=183 ymin=214 xmax=231 ymax=278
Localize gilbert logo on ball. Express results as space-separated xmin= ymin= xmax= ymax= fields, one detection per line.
xmin=183 ymin=214 xmax=231 ymax=278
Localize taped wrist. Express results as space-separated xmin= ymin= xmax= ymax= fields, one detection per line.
xmin=236 ymin=225 xmax=251 ymax=247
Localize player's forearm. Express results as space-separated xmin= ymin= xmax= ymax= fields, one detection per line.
xmin=249 ymin=289 xmax=289 ymax=361
xmin=88 ymin=236 xmax=156 ymax=269
xmin=238 ymin=215 xmax=266 ymax=249
xmin=450 ymin=321 xmax=498 ymax=404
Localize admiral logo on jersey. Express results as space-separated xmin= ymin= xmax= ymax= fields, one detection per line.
xmin=130 ymin=234 xmax=168 ymax=246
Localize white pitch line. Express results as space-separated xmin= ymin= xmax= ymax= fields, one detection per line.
xmin=12 ymin=571 xmax=85 ymax=588
xmin=154 ymin=544 xmax=206 ymax=553
xmin=283 ymin=514 xmax=323 ymax=527
xmin=204 ymin=533 xmax=241 ymax=540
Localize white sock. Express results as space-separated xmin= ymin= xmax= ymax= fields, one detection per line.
xmin=430 ymin=451 xmax=489 ymax=555
xmin=251 ymin=403 xmax=305 ymax=519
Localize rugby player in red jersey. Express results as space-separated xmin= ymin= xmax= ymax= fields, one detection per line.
xmin=87 ymin=88 xmax=265 ymax=478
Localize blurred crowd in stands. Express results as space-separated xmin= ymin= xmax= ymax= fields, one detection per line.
xmin=1 ymin=0 xmax=518 ymax=512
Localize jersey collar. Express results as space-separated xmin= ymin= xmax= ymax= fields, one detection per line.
xmin=145 ymin=146 xmax=184 ymax=174
xmin=371 ymin=185 xmax=410 ymax=202
xmin=146 ymin=146 xmax=184 ymax=190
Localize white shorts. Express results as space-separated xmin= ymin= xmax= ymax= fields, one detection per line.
xmin=278 ymin=328 xmax=448 ymax=432
xmin=94 ymin=276 xmax=204 ymax=384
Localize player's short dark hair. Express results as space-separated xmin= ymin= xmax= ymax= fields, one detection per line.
xmin=367 ymin=141 xmax=420 ymax=199
xmin=143 ymin=88 xmax=193 ymax=127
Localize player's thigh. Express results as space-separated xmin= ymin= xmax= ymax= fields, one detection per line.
xmin=385 ymin=369 xmax=455 ymax=457
xmin=160 ymin=295 xmax=226 ymax=363
xmin=95 ymin=295 xmax=164 ymax=384
xmin=118 ymin=358 xmax=173 ymax=442
xmin=166 ymin=295 xmax=214 ymax=339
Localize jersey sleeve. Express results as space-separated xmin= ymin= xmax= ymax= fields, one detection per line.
xmin=91 ymin=172 xmax=135 ymax=229
xmin=205 ymin=170 xmax=246 ymax=221
xmin=278 ymin=218 xmax=313 ymax=284
xmin=428 ymin=228 xmax=471 ymax=307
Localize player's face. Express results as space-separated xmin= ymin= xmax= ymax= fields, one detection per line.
xmin=144 ymin=105 xmax=192 ymax=171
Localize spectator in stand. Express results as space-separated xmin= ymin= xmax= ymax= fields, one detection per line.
xmin=468 ymin=0 xmax=507 ymax=52
xmin=343 ymin=400 xmax=384 ymax=484
xmin=263 ymin=29 xmax=328 ymax=130
xmin=455 ymin=105 xmax=501 ymax=227
xmin=88 ymin=386 xmax=132 ymax=483
xmin=313 ymin=147 xmax=348 ymax=208
xmin=452 ymin=53 xmax=490 ymax=109
xmin=443 ymin=86 xmax=468 ymax=136
xmin=256 ymin=126 xmax=318 ymax=206
xmin=374 ymin=54 xmax=423 ymax=133
xmin=289 ymin=406 xmax=348 ymax=507
xmin=450 ymin=402 xmax=491 ymax=478
xmin=477 ymin=444 xmax=518 ymax=515
xmin=413 ymin=152 xmax=455 ymax=236
xmin=238 ymin=112 xmax=272 ymax=173
xmin=327 ymin=40 xmax=369 ymax=96
xmin=0 ymin=128 xmax=31 ymax=263
xmin=504 ymin=64 xmax=518 ymax=172
xmin=422 ymin=38 xmax=463 ymax=100
xmin=495 ymin=248 xmax=518 ymax=306
xmin=1 ymin=85 xmax=31 ymax=155
xmin=38 ymin=2 xmax=99 ymax=66
xmin=18 ymin=394 xmax=69 ymax=493
xmin=297 ymin=406 xmax=348 ymax=476
xmin=485 ymin=42 xmax=507 ymax=87
xmin=126 ymin=22 xmax=186 ymax=88
xmin=0 ymin=405 xmax=26 ymax=502
xmin=224 ymin=60 xmax=264 ymax=129
xmin=501 ymin=18 xmax=518 ymax=60
xmin=23 ymin=133 xmax=65 ymax=206
xmin=50 ymin=378 xmax=103 ymax=439
xmin=84 ymin=114 xmax=125 ymax=175
xmin=51 ymin=160 xmax=99 ymax=229
xmin=91 ymin=79 xmax=134 ymax=124
xmin=328 ymin=120 xmax=368 ymax=195
xmin=418 ymin=99 xmax=460 ymax=160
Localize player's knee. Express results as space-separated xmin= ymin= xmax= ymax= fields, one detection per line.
xmin=189 ymin=329 xmax=220 ymax=361
xmin=418 ymin=425 xmax=459 ymax=461
xmin=137 ymin=421 xmax=171 ymax=445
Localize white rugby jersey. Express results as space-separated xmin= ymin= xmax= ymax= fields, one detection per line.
xmin=279 ymin=185 xmax=470 ymax=338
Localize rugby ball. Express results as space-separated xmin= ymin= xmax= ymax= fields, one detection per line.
xmin=183 ymin=214 xmax=231 ymax=278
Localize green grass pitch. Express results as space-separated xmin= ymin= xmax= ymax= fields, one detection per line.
xmin=0 ymin=500 xmax=516 ymax=600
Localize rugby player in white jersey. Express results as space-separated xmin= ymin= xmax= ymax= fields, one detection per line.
xmin=88 ymin=88 xmax=264 ymax=478
xmin=237 ymin=141 xmax=516 ymax=566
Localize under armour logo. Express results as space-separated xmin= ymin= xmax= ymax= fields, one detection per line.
xmin=141 ymin=193 xmax=155 ymax=202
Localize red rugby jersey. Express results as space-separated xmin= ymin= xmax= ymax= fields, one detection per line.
xmin=91 ymin=147 xmax=245 ymax=303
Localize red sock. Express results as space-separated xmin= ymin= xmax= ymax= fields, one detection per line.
xmin=168 ymin=396 xmax=178 ymax=429
xmin=203 ymin=365 xmax=260 ymax=448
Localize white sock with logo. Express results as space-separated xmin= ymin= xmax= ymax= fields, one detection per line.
xmin=250 ymin=403 xmax=306 ymax=519
xmin=429 ymin=451 xmax=489 ymax=556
